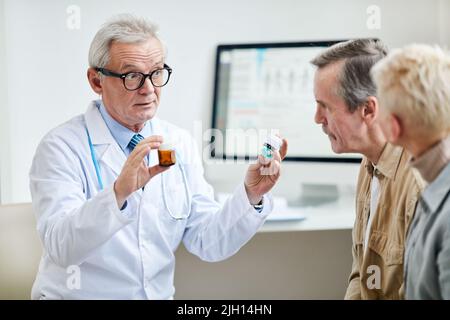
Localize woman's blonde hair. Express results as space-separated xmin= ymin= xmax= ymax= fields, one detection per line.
xmin=371 ymin=44 xmax=450 ymax=137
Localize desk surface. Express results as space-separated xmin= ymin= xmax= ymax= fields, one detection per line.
xmin=218 ymin=192 xmax=356 ymax=233
xmin=265 ymin=192 xmax=356 ymax=232
xmin=261 ymin=205 xmax=355 ymax=232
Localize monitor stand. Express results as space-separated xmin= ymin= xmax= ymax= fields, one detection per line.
xmin=289 ymin=183 xmax=340 ymax=207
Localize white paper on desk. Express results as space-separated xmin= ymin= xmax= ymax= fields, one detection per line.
xmin=266 ymin=197 xmax=307 ymax=222
xmin=216 ymin=192 xmax=306 ymax=222
xmin=266 ymin=209 xmax=307 ymax=222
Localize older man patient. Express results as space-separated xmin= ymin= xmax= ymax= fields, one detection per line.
xmin=311 ymin=39 xmax=425 ymax=299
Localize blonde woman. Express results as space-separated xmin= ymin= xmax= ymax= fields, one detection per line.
xmin=372 ymin=44 xmax=450 ymax=299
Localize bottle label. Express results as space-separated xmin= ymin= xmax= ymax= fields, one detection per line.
xmin=262 ymin=145 xmax=273 ymax=159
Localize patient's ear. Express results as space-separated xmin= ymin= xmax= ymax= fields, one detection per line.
xmin=388 ymin=113 xmax=403 ymax=144
xmin=87 ymin=68 xmax=103 ymax=95
xmin=361 ymin=96 xmax=378 ymax=123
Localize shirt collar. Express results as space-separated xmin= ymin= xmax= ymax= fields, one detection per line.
xmin=365 ymin=143 xmax=405 ymax=180
xmin=420 ymin=162 xmax=450 ymax=214
xmin=410 ymin=135 xmax=450 ymax=183
xmin=96 ymin=100 xmax=152 ymax=153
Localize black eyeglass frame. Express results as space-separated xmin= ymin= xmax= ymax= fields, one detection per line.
xmin=95 ymin=64 xmax=173 ymax=91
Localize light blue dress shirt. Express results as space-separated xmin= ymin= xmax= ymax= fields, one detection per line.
xmin=97 ymin=100 xmax=152 ymax=157
xmin=405 ymin=162 xmax=450 ymax=299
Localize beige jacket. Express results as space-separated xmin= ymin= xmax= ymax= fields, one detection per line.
xmin=345 ymin=143 xmax=425 ymax=299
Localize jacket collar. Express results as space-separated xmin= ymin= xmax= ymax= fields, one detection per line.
xmin=365 ymin=143 xmax=405 ymax=180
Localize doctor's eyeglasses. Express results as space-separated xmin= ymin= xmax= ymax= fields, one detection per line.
xmin=95 ymin=64 xmax=172 ymax=91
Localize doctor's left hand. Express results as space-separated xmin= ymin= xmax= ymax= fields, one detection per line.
xmin=244 ymin=138 xmax=288 ymax=205
xmin=114 ymin=136 xmax=170 ymax=208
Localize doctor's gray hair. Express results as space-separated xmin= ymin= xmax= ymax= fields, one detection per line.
xmin=311 ymin=38 xmax=388 ymax=112
xmin=88 ymin=14 xmax=165 ymax=68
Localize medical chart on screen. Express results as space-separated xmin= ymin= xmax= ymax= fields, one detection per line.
xmin=217 ymin=47 xmax=357 ymax=159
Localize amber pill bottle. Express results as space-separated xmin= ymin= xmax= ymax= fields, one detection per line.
xmin=158 ymin=142 xmax=176 ymax=167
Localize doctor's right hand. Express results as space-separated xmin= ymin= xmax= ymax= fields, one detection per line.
xmin=114 ymin=135 xmax=170 ymax=209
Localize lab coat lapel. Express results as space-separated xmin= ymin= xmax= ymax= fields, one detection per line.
xmin=101 ymin=142 xmax=127 ymax=177
xmin=84 ymin=101 xmax=126 ymax=176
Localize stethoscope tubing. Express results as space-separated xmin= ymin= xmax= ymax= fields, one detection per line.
xmin=86 ymin=125 xmax=191 ymax=220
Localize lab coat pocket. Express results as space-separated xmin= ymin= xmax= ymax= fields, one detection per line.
xmin=158 ymin=184 xmax=189 ymax=249
xmin=161 ymin=184 xmax=189 ymax=220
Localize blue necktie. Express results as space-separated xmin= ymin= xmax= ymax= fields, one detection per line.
xmin=128 ymin=134 xmax=146 ymax=192
xmin=128 ymin=134 xmax=144 ymax=152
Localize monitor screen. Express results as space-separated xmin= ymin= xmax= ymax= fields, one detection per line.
xmin=210 ymin=41 xmax=362 ymax=163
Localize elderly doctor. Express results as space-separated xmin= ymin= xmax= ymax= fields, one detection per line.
xmin=29 ymin=14 xmax=287 ymax=300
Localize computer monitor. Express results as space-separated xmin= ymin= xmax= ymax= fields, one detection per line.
xmin=206 ymin=41 xmax=362 ymax=206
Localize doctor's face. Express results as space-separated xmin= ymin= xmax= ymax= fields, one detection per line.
xmin=95 ymin=37 xmax=165 ymax=131
xmin=313 ymin=62 xmax=366 ymax=154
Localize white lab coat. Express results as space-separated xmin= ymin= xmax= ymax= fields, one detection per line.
xmin=29 ymin=101 xmax=273 ymax=299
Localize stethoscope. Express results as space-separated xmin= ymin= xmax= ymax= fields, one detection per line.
xmin=85 ymin=125 xmax=192 ymax=220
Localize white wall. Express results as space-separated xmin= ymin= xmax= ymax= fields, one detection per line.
xmin=439 ymin=0 xmax=450 ymax=46
xmin=0 ymin=0 xmax=10 ymax=204
xmin=0 ymin=0 xmax=447 ymax=203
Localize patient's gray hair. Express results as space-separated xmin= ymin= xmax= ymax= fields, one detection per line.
xmin=311 ymin=38 xmax=388 ymax=112
xmin=88 ymin=14 xmax=164 ymax=68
